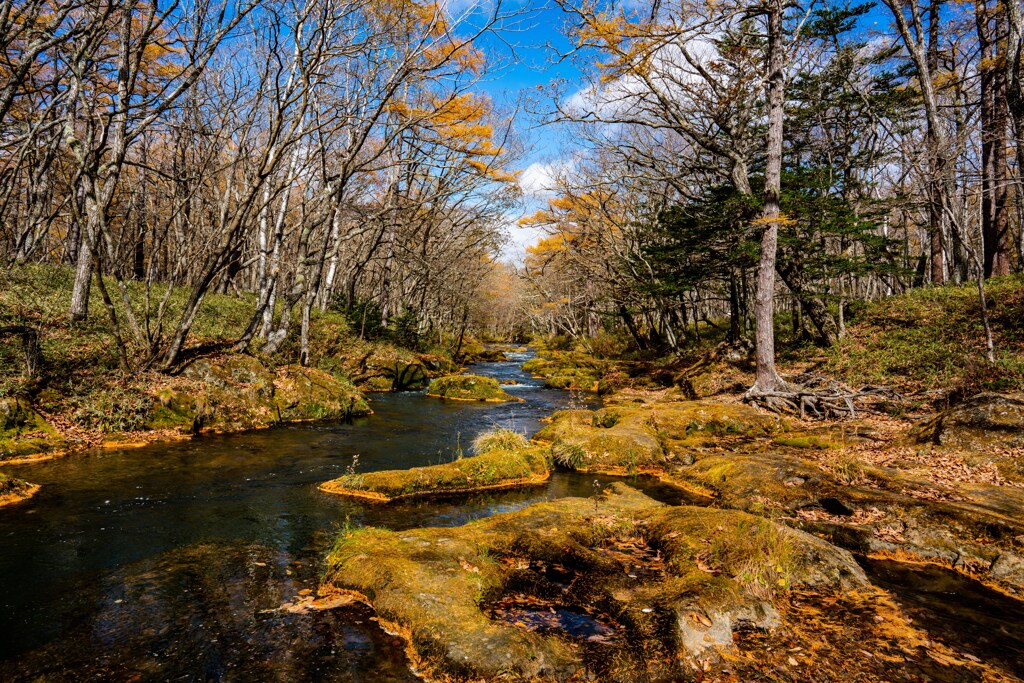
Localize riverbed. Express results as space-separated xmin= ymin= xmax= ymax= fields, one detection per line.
xmin=1 ymin=352 xmax=1022 ymax=681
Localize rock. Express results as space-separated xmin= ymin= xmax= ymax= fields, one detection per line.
xmin=911 ymin=392 xmax=1024 ymax=449
xmin=677 ymin=602 xmax=780 ymax=657
xmin=535 ymin=400 xmax=787 ymax=475
xmin=319 ymin=446 xmax=550 ymax=502
xmin=274 ymin=365 xmax=370 ymax=421
xmin=990 ymin=551 xmax=1024 ymax=585
xmin=0 ymin=470 xmax=39 ymax=507
xmin=182 ymin=355 xmax=275 ymax=390
xmin=152 ymin=356 xmax=370 ymax=434
xmin=0 ymin=396 xmax=66 ymax=461
xmin=392 ymin=362 xmax=429 ymax=391
xmin=426 ymin=375 xmax=523 ymax=403
xmin=322 ymin=484 xmax=866 ymax=681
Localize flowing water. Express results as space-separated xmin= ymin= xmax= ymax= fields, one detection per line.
xmin=2 ymin=352 xmax=1022 ymax=681
xmin=0 ymin=352 xmax=689 ymax=681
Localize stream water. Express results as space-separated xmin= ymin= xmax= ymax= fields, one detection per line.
xmin=1 ymin=352 xmax=1022 ymax=681
xmin=0 ymin=352 xmax=689 ymax=681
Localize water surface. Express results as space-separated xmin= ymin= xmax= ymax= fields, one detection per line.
xmin=0 ymin=354 xmax=669 ymax=681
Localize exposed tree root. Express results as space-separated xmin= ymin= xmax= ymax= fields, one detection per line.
xmin=745 ymin=373 xmax=900 ymax=419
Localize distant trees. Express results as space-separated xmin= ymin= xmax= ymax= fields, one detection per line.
xmin=1 ymin=0 xmax=522 ymax=369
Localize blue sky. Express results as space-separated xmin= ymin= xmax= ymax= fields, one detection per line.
xmin=454 ymin=0 xmax=901 ymax=258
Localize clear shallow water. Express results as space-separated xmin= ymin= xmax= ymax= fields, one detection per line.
xmin=0 ymin=354 xmax=684 ymax=681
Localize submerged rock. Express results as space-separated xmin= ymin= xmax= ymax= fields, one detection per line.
xmin=322 ymin=483 xmax=865 ymax=681
xmin=426 ymin=375 xmax=523 ymax=403
xmin=319 ymin=447 xmax=550 ymax=502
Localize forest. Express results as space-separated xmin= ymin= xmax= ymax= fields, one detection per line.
xmin=1 ymin=0 xmax=1024 ymax=680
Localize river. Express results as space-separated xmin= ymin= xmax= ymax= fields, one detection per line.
xmin=0 ymin=352 xmax=689 ymax=681
xmin=1 ymin=352 xmax=1022 ymax=681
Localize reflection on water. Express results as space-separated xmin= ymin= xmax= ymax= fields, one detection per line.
xmin=0 ymin=354 xmax=648 ymax=680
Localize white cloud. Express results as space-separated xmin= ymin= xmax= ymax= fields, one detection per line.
xmin=518 ymin=159 xmax=572 ymax=200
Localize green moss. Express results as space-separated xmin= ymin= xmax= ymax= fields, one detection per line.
xmin=773 ymin=435 xmax=838 ymax=449
xmin=320 ymin=446 xmax=550 ymax=502
xmin=426 ymin=374 xmax=522 ymax=402
xmin=321 ymin=484 xmax=865 ymax=681
xmin=0 ymin=397 xmax=66 ymax=460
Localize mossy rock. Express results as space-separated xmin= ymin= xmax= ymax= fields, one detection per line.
xmin=426 ymin=375 xmax=523 ymax=403
xmin=772 ymin=435 xmax=839 ymax=449
xmin=536 ymin=410 xmax=663 ymax=472
xmin=0 ymin=470 xmax=39 ymax=506
xmin=322 ymin=483 xmax=865 ymax=681
xmin=521 ymin=352 xmax=606 ymax=391
xmin=361 ymin=376 xmax=395 ymax=393
xmin=181 ymin=355 xmax=275 ymax=392
xmin=320 ymin=446 xmax=550 ymax=502
xmin=0 ymin=397 xmax=66 ymax=461
xmin=910 ymin=392 xmax=1024 ymax=449
xmin=393 ymin=362 xmax=429 ymax=391
xmin=536 ymin=400 xmax=787 ymax=473
xmin=149 ymin=358 xmax=370 ymax=434
xmin=274 ymin=365 xmax=371 ymax=421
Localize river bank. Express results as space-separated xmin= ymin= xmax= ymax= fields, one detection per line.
xmin=312 ymin=348 xmax=1024 ymax=680
xmin=0 ymin=264 xmax=511 ymax=505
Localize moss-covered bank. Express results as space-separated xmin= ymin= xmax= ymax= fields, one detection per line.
xmin=1 ymin=354 xmax=371 ymax=464
xmin=319 ymin=447 xmax=550 ymax=502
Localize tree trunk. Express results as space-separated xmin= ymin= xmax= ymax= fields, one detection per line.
xmin=68 ymin=217 xmax=95 ymax=322
xmin=977 ymin=0 xmax=1013 ymax=277
xmin=750 ymin=0 xmax=788 ymax=394
xmin=776 ymin=260 xmax=840 ymax=346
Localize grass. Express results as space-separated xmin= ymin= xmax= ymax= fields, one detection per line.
xmin=472 ymin=427 xmax=529 ymax=454
xmin=793 ymin=274 xmax=1024 ymax=397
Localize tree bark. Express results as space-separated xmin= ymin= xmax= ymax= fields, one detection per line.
xmin=977 ymin=0 xmax=1012 ymax=277
xmin=750 ymin=0 xmax=788 ymax=394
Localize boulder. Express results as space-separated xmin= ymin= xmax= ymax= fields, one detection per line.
xmin=911 ymin=393 xmax=1024 ymax=449
xmin=426 ymin=375 xmax=522 ymax=402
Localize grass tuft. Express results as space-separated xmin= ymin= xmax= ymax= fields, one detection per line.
xmin=472 ymin=427 xmax=528 ymax=454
